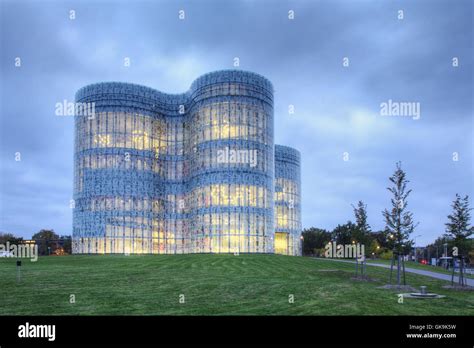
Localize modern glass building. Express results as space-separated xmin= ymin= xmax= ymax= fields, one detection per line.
xmin=72 ymin=70 xmax=301 ymax=255
xmin=274 ymin=145 xmax=302 ymax=255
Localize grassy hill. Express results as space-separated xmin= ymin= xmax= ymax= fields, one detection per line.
xmin=0 ymin=254 xmax=473 ymax=315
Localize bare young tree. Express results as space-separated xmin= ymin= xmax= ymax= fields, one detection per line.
xmin=352 ymin=200 xmax=371 ymax=235
xmin=352 ymin=201 xmax=371 ymax=277
xmin=382 ymin=162 xmax=417 ymax=287
xmin=445 ymin=194 xmax=473 ymax=286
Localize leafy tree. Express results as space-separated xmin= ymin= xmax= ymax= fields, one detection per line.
xmin=60 ymin=235 xmax=72 ymax=254
xmin=351 ymin=201 xmax=372 ymax=251
xmin=425 ymin=235 xmax=455 ymax=265
xmin=445 ymin=194 xmax=474 ymax=286
xmin=372 ymin=230 xmax=390 ymax=250
xmin=382 ymin=162 xmax=417 ymax=286
xmin=369 ymin=239 xmax=382 ymax=257
xmin=32 ymin=229 xmax=60 ymax=256
xmin=352 ymin=201 xmax=371 ymax=233
xmin=301 ymin=228 xmax=331 ymax=256
xmin=0 ymin=232 xmax=23 ymax=245
xmin=445 ymin=194 xmax=473 ymax=255
xmin=331 ymin=221 xmax=357 ymax=245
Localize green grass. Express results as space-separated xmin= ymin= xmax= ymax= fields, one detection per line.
xmin=0 ymin=254 xmax=473 ymax=315
xmin=366 ymin=259 xmax=474 ymax=279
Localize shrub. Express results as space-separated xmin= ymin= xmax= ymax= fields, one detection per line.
xmin=379 ymin=250 xmax=393 ymax=260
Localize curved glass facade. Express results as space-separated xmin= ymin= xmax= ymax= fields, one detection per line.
xmin=72 ymin=70 xmax=300 ymax=255
xmin=274 ymin=145 xmax=302 ymax=256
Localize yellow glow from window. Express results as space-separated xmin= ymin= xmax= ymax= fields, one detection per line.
xmin=132 ymin=130 xmax=150 ymax=150
xmin=229 ymin=125 xmax=239 ymax=138
xmin=275 ymin=232 xmax=288 ymax=255
xmin=94 ymin=134 xmax=111 ymax=147
xmin=221 ymin=124 xmax=230 ymax=138
xmin=220 ymin=185 xmax=229 ymax=204
xmin=199 ymin=184 xmax=263 ymax=208
xmin=277 ymin=206 xmax=289 ymax=228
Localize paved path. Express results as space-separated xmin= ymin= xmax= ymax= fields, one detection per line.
xmin=314 ymin=258 xmax=474 ymax=287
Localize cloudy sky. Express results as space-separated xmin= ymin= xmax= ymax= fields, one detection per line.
xmin=0 ymin=0 xmax=472 ymax=246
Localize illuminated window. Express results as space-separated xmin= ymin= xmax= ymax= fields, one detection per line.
xmin=274 ymin=232 xmax=289 ymax=255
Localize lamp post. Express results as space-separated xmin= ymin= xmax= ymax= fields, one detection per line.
xmin=300 ymin=235 xmax=304 ymax=256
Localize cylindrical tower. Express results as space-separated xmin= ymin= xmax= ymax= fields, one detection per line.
xmin=73 ymin=82 xmax=182 ymax=254
xmin=186 ymin=71 xmax=275 ymax=253
xmin=274 ymin=145 xmax=302 ymax=256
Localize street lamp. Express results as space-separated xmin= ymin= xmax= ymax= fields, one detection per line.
xmin=300 ymin=235 xmax=304 ymax=256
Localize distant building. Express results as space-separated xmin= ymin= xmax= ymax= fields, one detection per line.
xmin=72 ymin=70 xmax=301 ymax=255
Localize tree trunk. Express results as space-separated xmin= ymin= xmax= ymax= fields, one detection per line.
xmin=390 ymin=253 xmax=395 ymax=284
xmin=397 ymin=253 xmax=401 ymax=287
xmin=459 ymin=257 xmax=465 ymax=287
xmin=451 ymin=258 xmax=455 ymax=286
xmin=402 ymin=256 xmax=406 ymax=285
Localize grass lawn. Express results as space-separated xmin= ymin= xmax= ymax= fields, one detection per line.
xmin=0 ymin=254 xmax=473 ymax=315
xmin=366 ymin=259 xmax=474 ymax=279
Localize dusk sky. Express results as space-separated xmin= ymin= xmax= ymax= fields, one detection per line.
xmin=0 ymin=0 xmax=472 ymax=246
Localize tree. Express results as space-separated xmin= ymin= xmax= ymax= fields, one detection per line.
xmin=331 ymin=221 xmax=358 ymax=246
xmin=31 ymin=229 xmax=60 ymax=256
xmin=369 ymin=239 xmax=381 ymax=257
xmin=425 ymin=235 xmax=454 ymax=266
xmin=301 ymin=228 xmax=331 ymax=256
xmin=0 ymin=232 xmax=23 ymax=245
xmin=352 ymin=201 xmax=370 ymax=234
xmin=351 ymin=201 xmax=372 ymax=251
xmin=60 ymin=235 xmax=72 ymax=254
xmin=445 ymin=194 xmax=474 ymax=286
xmin=372 ymin=230 xmax=390 ymax=250
xmin=382 ymin=162 xmax=417 ymax=286
xmin=351 ymin=201 xmax=372 ymax=277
